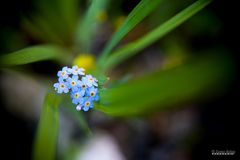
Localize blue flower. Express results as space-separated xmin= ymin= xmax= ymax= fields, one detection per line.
xmin=82 ymin=75 xmax=98 ymax=87
xmin=76 ymin=105 xmax=82 ymax=111
xmin=69 ymin=65 xmax=85 ymax=76
xmin=67 ymin=75 xmax=80 ymax=92
xmin=53 ymin=78 xmax=69 ymax=93
xmin=57 ymin=66 xmax=70 ymax=79
xmin=82 ymin=97 xmax=94 ymax=112
xmin=54 ymin=66 xmax=99 ymax=112
xmin=86 ymin=87 xmax=99 ymax=100
xmin=79 ymin=78 xmax=88 ymax=90
xmin=71 ymin=90 xmax=85 ymax=104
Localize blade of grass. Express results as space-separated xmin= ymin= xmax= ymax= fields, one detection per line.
xmin=75 ymin=0 xmax=109 ymax=52
xmin=97 ymin=0 xmax=164 ymax=67
xmin=103 ymin=0 xmax=212 ymax=71
xmin=61 ymin=95 xmax=92 ymax=136
xmin=56 ymin=0 xmax=78 ymax=35
xmin=0 ymin=45 xmax=72 ymax=67
xmin=33 ymin=92 xmax=61 ymax=160
xmin=69 ymin=107 xmax=92 ymax=136
xmin=97 ymin=52 xmax=235 ymax=116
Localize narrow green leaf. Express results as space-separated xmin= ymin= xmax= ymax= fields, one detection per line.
xmin=61 ymin=95 xmax=92 ymax=136
xmin=75 ymin=0 xmax=109 ymax=51
xmin=0 ymin=45 xmax=72 ymax=67
xmin=69 ymin=107 xmax=92 ymax=136
xmin=97 ymin=53 xmax=234 ymax=116
xmin=103 ymin=0 xmax=212 ymax=71
xmin=97 ymin=0 xmax=164 ymax=67
xmin=33 ymin=92 xmax=61 ymax=160
xmin=56 ymin=0 xmax=78 ymax=35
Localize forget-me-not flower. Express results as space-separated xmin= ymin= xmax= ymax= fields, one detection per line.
xmin=87 ymin=87 xmax=99 ymax=100
xmin=53 ymin=66 xmax=99 ymax=112
xmin=67 ymin=75 xmax=80 ymax=92
xmin=69 ymin=65 xmax=85 ymax=76
xmin=76 ymin=105 xmax=82 ymax=111
xmin=54 ymin=78 xmax=69 ymax=93
xmin=57 ymin=66 xmax=70 ymax=79
xmin=79 ymin=78 xmax=88 ymax=90
xmin=82 ymin=75 xmax=98 ymax=87
xmin=71 ymin=90 xmax=85 ymax=104
xmin=82 ymin=97 xmax=94 ymax=111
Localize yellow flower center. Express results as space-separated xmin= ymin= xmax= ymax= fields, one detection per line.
xmin=61 ymin=72 xmax=65 ymax=76
xmin=74 ymin=93 xmax=79 ymax=98
xmin=82 ymin=84 xmax=86 ymax=88
xmin=85 ymin=101 xmax=90 ymax=106
xmin=90 ymin=92 xmax=95 ymax=96
xmin=71 ymin=81 xmax=76 ymax=86
xmin=60 ymin=84 xmax=65 ymax=88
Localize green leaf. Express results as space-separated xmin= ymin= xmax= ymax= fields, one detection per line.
xmin=61 ymin=95 xmax=92 ymax=136
xmin=75 ymin=0 xmax=109 ymax=52
xmin=56 ymin=0 xmax=79 ymax=34
xmin=33 ymin=92 xmax=61 ymax=160
xmin=70 ymin=108 xmax=92 ymax=136
xmin=103 ymin=0 xmax=212 ymax=71
xmin=0 ymin=45 xmax=72 ymax=67
xmin=97 ymin=0 xmax=164 ymax=67
xmin=97 ymin=53 xmax=235 ymax=116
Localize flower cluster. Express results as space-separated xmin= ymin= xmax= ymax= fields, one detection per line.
xmin=53 ymin=66 xmax=99 ymax=112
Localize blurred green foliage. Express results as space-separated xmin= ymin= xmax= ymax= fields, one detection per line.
xmin=97 ymin=0 xmax=164 ymax=67
xmin=76 ymin=0 xmax=109 ymax=52
xmin=0 ymin=45 xmax=71 ymax=67
xmin=33 ymin=93 xmax=60 ymax=160
xmin=22 ymin=0 xmax=78 ymax=46
xmin=98 ymin=52 xmax=234 ymax=116
xmin=101 ymin=0 xmax=211 ymax=71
